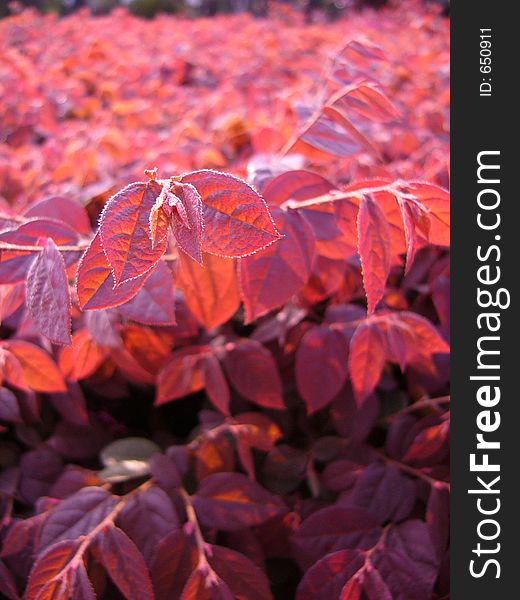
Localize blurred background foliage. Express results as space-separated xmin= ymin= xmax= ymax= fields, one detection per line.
xmin=1 ymin=0 xmax=448 ymax=20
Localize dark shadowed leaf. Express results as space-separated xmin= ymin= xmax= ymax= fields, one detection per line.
xmin=0 ymin=559 xmax=19 ymax=600
xmin=222 ymin=339 xmax=284 ymax=410
xmin=296 ymin=549 xmax=365 ymax=600
xmin=339 ymin=462 xmax=416 ymax=524
xmin=292 ymin=506 xmax=381 ymax=569
xmin=118 ymin=260 xmax=176 ymax=325
xmin=93 ymin=526 xmax=154 ymax=600
xmin=207 ymin=545 xmax=273 ymax=600
xmin=117 ymin=486 xmax=179 ymax=563
xmin=295 ymin=326 xmax=349 ymax=414
xmin=192 ymin=472 xmax=287 ymax=531
xmin=203 ymin=353 xmax=231 ymax=416
xmin=39 ymin=487 xmax=117 ymax=551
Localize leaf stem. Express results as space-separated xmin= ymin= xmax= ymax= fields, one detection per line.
xmin=0 ymin=242 xmax=90 ymax=253
xmin=179 ymin=488 xmax=210 ymax=566
xmin=374 ymin=450 xmax=450 ymax=491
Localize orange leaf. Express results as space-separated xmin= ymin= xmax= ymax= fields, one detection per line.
xmin=1 ymin=340 xmax=66 ymax=392
xmin=182 ymin=170 xmax=281 ymax=258
xmin=177 ymin=252 xmax=240 ymax=330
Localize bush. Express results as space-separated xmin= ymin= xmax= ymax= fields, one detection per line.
xmin=0 ymin=4 xmax=449 ymax=599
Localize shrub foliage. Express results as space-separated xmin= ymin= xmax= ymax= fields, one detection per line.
xmin=0 ymin=4 xmax=449 ymax=599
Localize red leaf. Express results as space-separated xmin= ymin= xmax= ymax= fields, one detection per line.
xmin=370 ymin=521 xmax=439 ymax=599
xmin=357 ymin=195 xmax=391 ymax=314
xmin=330 ymin=386 xmax=379 ymax=442
xmin=76 ymin=232 xmax=151 ymax=310
xmin=426 ymin=483 xmax=450 ymax=561
xmin=396 ymin=195 xmax=431 ymax=274
xmin=207 ymin=545 xmax=273 ymax=600
xmin=299 ymin=521 xmax=439 ymax=600
xmin=385 ymin=318 xmax=415 ymax=371
xmin=296 ymin=549 xmax=365 ymax=600
xmin=294 ymin=106 xmax=378 ymax=159
xmin=69 ymin=562 xmax=96 ymax=600
xmin=49 ymin=383 xmax=89 ymax=426
xmin=117 ymin=486 xmax=179 ymax=564
xmin=233 ymin=413 xmax=282 ymax=452
xmin=0 ymin=348 xmax=26 ymax=392
xmin=180 ymin=566 xmax=234 ymax=600
xmin=155 ymin=347 xmax=207 ymax=405
xmin=203 ymin=353 xmax=231 ymax=416
xmin=348 ymin=321 xmax=386 ymax=405
xmin=59 ymin=329 xmax=106 ymax=382
xmin=322 ymin=106 xmax=380 ymax=157
xmin=406 ymin=182 xmax=449 ymax=246
xmin=263 ymin=445 xmax=308 ymax=494
xmin=26 ymin=239 xmax=72 ymax=346
xmin=93 ymin=526 xmax=154 ymax=600
xmin=295 ymin=326 xmax=349 ymax=414
xmin=25 ymin=539 xmax=83 ymax=600
xmin=177 ymin=251 xmax=240 ymax=329
xmin=84 ymin=310 xmax=121 ymax=348
xmin=403 ymin=418 xmax=449 ymax=465
xmin=148 ymin=186 xmax=171 ymax=249
xmin=0 ymin=218 xmax=79 ymax=247
xmin=340 ymin=462 xmax=416 ymax=524
xmin=118 ymin=260 xmax=176 ymax=325
xmin=0 ymin=219 xmax=80 ymax=285
xmin=0 ymin=246 xmax=39 ymax=286
xmin=0 ymin=387 xmax=21 ymax=423
xmin=395 ymin=312 xmax=450 ymax=357
xmin=1 ymin=512 xmax=47 ymax=558
xmin=398 ymin=199 xmax=419 ymax=274
xmin=0 ymin=282 xmax=25 ymax=322
xmin=262 ymin=170 xmax=336 ymax=207
xmin=24 ymin=196 xmax=92 ymax=235
xmin=359 ymin=566 xmax=393 ymax=600
xmin=0 ymin=340 xmax=66 ymax=392
xmin=150 ymin=529 xmax=199 ymax=600
xmin=192 ymin=472 xmax=287 ymax=531
xmin=120 ymin=324 xmax=170 ymax=376
xmin=182 ymin=170 xmax=281 ymax=258
xmin=222 ymin=339 xmax=284 ymax=409
xmin=339 ymin=575 xmax=362 ymax=599
xmin=332 ymin=84 xmax=400 ymax=123
xmin=194 ymin=437 xmax=238 ymax=481
xmin=292 ymin=506 xmax=381 ymax=569
xmin=0 ymin=559 xmax=19 ymax=600
xmin=99 ymin=180 xmax=167 ymax=285
xmin=18 ymin=447 xmax=62 ymax=504
xmin=240 ymin=208 xmax=316 ymax=322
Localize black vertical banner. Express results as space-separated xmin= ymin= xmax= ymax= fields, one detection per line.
xmin=451 ymin=1 xmax=518 ymax=598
